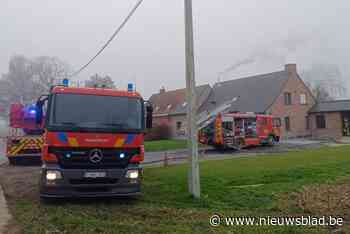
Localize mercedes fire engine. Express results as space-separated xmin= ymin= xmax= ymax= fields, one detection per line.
xmin=35 ymin=84 xmax=152 ymax=198
xmin=198 ymin=112 xmax=281 ymax=150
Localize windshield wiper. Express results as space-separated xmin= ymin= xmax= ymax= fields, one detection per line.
xmin=59 ymin=122 xmax=78 ymax=126
xmin=101 ymin=123 xmax=124 ymax=127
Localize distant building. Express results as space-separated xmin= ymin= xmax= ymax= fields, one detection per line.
xmin=309 ymin=100 xmax=350 ymax=139
xmin=200 ymin=64 xmax=315 ymax=138
xmin=149 ymin=85 xmax=211 ymax=138
xmin=149 ymin=64 xmax=350 ymax=140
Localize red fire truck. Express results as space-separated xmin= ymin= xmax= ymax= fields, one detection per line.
xmin=198 ymin=112 xmax=281 ymax=150
xmin=6 ymin=103 xmax=44 ymax=165
xmin=35 ymin=84 xmax=152 ymax=198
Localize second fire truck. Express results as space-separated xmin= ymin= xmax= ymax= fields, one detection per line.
xmin=198 ymin=112 xmax=281 ymax=150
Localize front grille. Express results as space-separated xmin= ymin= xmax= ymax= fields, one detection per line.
xmin=70 ymin=178 xmax=118 ymax=185
xmin=49 ymin=147 xmax=139 ymax=169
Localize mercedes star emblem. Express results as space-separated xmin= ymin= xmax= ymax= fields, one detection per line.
xmin=89 ymin=149 xmax=103 ymax=163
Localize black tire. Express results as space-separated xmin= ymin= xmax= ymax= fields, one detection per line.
xmin=274 ymin=136 xmax=280 ymax=143
xmin=213 ymin=144 xmax=225 ymax=151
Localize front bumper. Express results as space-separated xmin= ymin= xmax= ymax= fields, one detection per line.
xmin=39 ymin=165 xmax=142 ymax=198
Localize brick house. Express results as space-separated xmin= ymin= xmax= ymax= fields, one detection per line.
xmin=149 ymin=85 xmax=211 ymax=138
xmin=149 ymin=64 xmax=320 ymax=139
xmin=308 ymin=100 xmax=350 ymax=139
xmin=200 ymin=64 xmax=315 ymax=138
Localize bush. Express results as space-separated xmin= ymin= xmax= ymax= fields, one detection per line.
xmin=145 ymin=124 xmax=171 ymax=141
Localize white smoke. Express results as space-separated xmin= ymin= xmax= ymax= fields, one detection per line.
xmin=218 ymin=31 xmax=318 ymax=81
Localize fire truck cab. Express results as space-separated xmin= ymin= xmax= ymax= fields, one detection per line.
xmin=36 ymin=85 xmax=152 ymax=198
xmin=199 ymin=112 xmax=281 ymax=150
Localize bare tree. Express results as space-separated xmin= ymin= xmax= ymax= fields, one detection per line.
xmin=0 ymin=55 xmax=71 ymax=117
xmin=0 ymin=56 xmax=36 ymax=110
xmin=85 ymin=74 xmax=116 ymax=88
xmin=30 ymin=56 xmax=71 ymax=95
xmin=302 ymin=64 xmax=348 ymax=99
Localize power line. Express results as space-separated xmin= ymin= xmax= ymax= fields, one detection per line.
xmin=69 ymin=0 xmax=144 ymax=78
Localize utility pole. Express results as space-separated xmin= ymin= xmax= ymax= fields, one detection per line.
xmin=184 ymin=0 xmax=200 ymax=198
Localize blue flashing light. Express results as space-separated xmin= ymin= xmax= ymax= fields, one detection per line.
xmin=120 ymin=153 xmax=125 ymax=159
xmin=62 ymin=78 xmax=69 ymax=87
xmin=127 ymin=83 xmax=133 ymax=92
xmin=25 ymin=104 xmax=37 ymax=115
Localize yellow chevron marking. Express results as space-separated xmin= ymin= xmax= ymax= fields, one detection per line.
xmin=114 ymin=138 xmax=125 ymax=147
xmin=68 ymin=137 xmax=79 ymax=147
xmin=7 ymin=136 xmax=44 ymax=156
xmin=10 ymin=139 xmax=27 ymax=155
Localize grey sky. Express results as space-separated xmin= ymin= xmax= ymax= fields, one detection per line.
xmin=1 ymin=0 xmax=350 ymax=98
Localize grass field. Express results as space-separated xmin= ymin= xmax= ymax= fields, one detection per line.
xmin=3 ymin=146 xmax=350 ymax=233
xmin=144 ymin=139 xmax=187 ymax=152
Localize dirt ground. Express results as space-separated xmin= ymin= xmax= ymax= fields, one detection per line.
xmin=296 ymin=180 xmax=350 ymax=221
xmin=0 ymin=165 xmax=40 ymax=234
xmin=0 ymin=165 xmax=40 ymax=202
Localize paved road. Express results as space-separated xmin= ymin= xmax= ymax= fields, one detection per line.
xmin=143 ymin=140 xmax=323 ymax=166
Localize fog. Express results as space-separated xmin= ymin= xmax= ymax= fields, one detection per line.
xmin=1 ymin=0 xmax=350 ymax=98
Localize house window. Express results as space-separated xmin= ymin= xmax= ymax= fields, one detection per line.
xmin=316 ymin=115 xmax=326 ymax=129
xmin=284 ymin=92 xmax=292 ymax=105
xmin=300 ymin=93 xmax=307 ymax=105
xmin=273 ymin=118 xmax=281 ymax=127
xmin=176 ymin=121 xmax=182 ymax=130
xmin=284 ymin=117 xmax=291 ymax=131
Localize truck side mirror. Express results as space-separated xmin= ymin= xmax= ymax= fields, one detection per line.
xmin=145 ymin=102 xmax=153 ymax=129
xmin=35 ymin=103 xmax=43 ymax=125
xmin=35 ymin=95 xmax=48 ymax=125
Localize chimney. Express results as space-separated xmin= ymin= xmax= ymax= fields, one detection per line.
xmin=159 ymin=86 xmax=166 ymax=94
xmin=285 ymin=64 xmax=297 ymax=77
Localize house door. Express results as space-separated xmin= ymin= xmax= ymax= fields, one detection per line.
xmin=342 ymin=112 xmax=350 ymax=136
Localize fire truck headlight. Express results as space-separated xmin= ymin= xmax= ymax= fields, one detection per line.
xmin=120 ymin=153 xmax=125 ymax=159
xmin=126 ymin=169 xmax=139 ymax=179
xmin=46 ymin=170 xmax=62 ymax=181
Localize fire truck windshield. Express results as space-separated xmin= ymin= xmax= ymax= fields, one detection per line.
xmin=47 ymin=93 xmax=143 ymax=132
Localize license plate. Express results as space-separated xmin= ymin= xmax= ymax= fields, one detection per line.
xmin=84 ymin=172 xmax=107 ymax=178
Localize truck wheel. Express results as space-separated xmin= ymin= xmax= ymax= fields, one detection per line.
xmin=274 ymin=136 xmax=280 ymax=143
xmin=213 ymin=144 xmax=224 ymax=152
